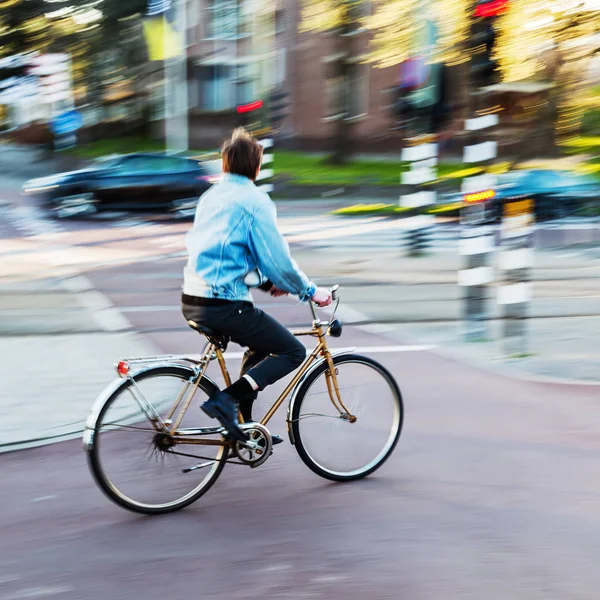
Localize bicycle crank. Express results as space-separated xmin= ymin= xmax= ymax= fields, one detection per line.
xmin=234 ymin=423 xmax=273 ymax=468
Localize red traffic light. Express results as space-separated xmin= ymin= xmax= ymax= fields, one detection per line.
xmin=475 ymin=0 xmax=509 ymax=17
xmin=237 ymin=100 xmax=263 ymax=114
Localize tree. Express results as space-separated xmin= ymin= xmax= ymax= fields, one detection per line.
xmin=367 ymin=0 xmax=471 ymax=68
xmin=495 ymin=0 xmax=600 ymax=144
xmin=300 ymin=0 xmax=472 ymax=161
xmin=299 ymin=0 xmax=366 ymax=164
xmin=0 ymin=0 xmax=151 ymax=114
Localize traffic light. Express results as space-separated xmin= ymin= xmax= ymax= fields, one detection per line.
xmin=470 ymin=2 xmax=502 ymax=89
xmin=236 ymin=100 xmax=263 ymax=128
xmin=268 ymin=89 xmax=290 ymax=132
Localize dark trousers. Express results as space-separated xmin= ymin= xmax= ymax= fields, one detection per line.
xmin=182 ymin=300 xmax=306 ymax=416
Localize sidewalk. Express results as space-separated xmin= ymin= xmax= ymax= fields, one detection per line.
xmin=1 ymin=212 xmax=156 ymax=450
xmin=1 ymin=196 xmax=599 ymax=452
xmin=294 ymin=245 xmax=600 ymax=383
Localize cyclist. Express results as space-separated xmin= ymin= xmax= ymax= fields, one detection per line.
xmin=182 ymin=128 xmax=332 ymax=443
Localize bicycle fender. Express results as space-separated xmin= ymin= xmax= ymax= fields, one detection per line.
xmin=83 ymin=376 xmax=127 ymax=451
xmin=285 ymin=349 xmax=356 ymax=446
xmin=82 ymin=363 xmax=214 ymax=451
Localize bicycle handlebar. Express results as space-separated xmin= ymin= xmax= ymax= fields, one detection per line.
xmin=330 ymin=284 xmax=339 ymax=302
xmin=309 ymin=284 xmax=340 ymax=325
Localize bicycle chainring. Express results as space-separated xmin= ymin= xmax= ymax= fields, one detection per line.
xmin=234 ymin=423 xmax=273 ymax=468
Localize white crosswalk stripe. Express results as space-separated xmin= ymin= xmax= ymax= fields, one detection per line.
xmin=277 ymin=215 xmax=460 ymax=249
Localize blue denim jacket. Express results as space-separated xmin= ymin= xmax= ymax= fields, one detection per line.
xmin=183 ymin=173 xmax=316 ymax=303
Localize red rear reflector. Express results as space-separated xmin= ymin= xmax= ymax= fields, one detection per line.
xmin=117 ymin=361 xmax=130 ymax=376
xmin=464 ymin=189 xmax=496 ymax=204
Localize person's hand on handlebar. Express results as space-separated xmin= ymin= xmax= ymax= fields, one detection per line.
xmin=311 ymin=287 xmax=332 ymax=307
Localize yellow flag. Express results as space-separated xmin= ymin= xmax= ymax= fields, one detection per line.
xmin=143 ymin=15 xmax=183 ymax=61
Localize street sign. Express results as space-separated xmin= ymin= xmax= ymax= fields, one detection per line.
xmin=50 ymin=109 xmax=83 ymax=136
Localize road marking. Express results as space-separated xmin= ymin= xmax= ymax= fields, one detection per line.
xmin=5 ymin=588 xmax=73 ymax=600
xmin=0 ymin=576 xmax=23 ymax=584
xmin=311 ymin=575 xmax=347 ymax=583
xmin=262 ymin=564 xmax=293 ymax=573
xmin=221 ymin=345 xmax=436 ymax=360
xmin=30 ymin=495 xmax=57 ymax=503
xmin=63 ymin=275 xmax=133 ymax=332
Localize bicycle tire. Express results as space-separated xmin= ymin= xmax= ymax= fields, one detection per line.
xmin=87 ymin=365 xmax=227 ymax=515
xmin=290 ymin=354 xmax=403 ymax=482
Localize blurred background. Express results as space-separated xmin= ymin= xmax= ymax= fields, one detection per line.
xmin=2 ymin=2 xmax=600 ymax=600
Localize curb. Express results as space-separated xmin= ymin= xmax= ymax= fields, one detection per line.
xmin=416 ymin=334 xmax=600 ymax=387
xmin=335 ymin=305 xmax=600 ymax=388
xmin=0 ymin=428 xmax=84 ymax=454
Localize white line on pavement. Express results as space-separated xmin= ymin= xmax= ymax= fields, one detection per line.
xmin=62 ymin=275 xmax=133 ymax=332
xmin=221 ymin=345 xmax=436 ymax=360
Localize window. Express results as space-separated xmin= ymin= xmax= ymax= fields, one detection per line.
xmin=187 ymin=0 xmax=200 ymax=45
xmin=115 ymin=156 xmax=159 ymax=175
xmin=198 ymin=65 xmax=235 ymax=110
xmin=153 ymin=157 xmax=200 ymax=172
xmin=324 ymin=64 xmax=369 ymax=120
xmin=276 ymin=48 xmax=286 ymax=86
xmin=347 ymin=63 xmax=369 ymax=118
xmin=204 ymin=0 xmax=249 ymax=40
xmin=275 ymin=9 xmax=286 ymax=36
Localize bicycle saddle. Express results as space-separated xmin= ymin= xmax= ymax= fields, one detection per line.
xmin=187 ymin=320 xmax=230 ymax=351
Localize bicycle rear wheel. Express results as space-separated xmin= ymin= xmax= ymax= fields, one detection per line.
xmin=87 ymin=365 xmax=227 ymax=514
xmin=290 ymin=354 xmax=403 ymax=482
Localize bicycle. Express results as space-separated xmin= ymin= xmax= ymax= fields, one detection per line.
xmin=84 ymin=286 xmax=404 ymax=515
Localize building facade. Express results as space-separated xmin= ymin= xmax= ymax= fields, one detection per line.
xmin=181 ymin=0 xmax=408 ymax=151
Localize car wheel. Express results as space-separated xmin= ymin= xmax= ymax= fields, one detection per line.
xmin=52 ymin=192 xmax=98 ymax=219
xmin=170 ymin=197 xmax=199 ymax=220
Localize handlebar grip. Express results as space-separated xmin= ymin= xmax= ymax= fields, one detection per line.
xmin=330 ymin=284 xmax=339 ymax=301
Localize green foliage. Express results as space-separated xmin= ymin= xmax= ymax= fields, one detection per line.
xmin=581 ymin=109 xmax=600 ymax=137
xmin=66 ymin=136 xmax=169 ymax=158
xmin=275 ymin=152 xmax=404 ymax=186
xmin=275 ymin=151 xmax=468 ymax=186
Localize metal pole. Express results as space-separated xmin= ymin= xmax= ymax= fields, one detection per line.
xmin=164 ymin=0 xmax=188 ymax=154
xmin=213 ymin=0 xmax=219 ymax=111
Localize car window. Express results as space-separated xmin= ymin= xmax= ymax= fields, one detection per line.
xmin=108 ymin=155 xmax=202 ymax=175
xmin=155 ymin=157 xmax=200 ymax=173
xmin=528 ymin=170 xmax=587 ymax=189
xmin=94 ymin=155 xmax=121 ymax=169
xmin=110 ymin=156 xmax=165 ymax=175
xmin=107 ymin=156 xmax=147 ymax=175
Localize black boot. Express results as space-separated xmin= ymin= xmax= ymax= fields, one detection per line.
xmin=201 ymin=391 xmax=248 ymax=443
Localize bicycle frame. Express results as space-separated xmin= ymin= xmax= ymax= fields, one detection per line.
xmin=119 ymin=299 xmax=355 ymax=450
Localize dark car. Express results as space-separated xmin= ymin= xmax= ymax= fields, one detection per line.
xmin=494 ymin=169 xmax=600 ymax=220
xmin=22 ymin=153 xmax=221 ymax=218
xmin=445 ymin=169 xmax=600 ymax=221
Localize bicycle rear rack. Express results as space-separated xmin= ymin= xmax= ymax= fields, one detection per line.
xmin=117 ymin=354 xmax=206 ymax=366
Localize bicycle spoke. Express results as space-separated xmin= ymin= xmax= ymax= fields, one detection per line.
xmin=292 ymin=356 xmax=403 ymax=480
xmin=292 ymin=413 xmax=346 ymax=421
xmin=100 ymin=422 xmax=158 ymax=433
xmin=89 ymin=368 xmax=227 ymax=512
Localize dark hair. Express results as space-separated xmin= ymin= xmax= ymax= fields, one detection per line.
xmin=221 ymin=127 xmax=263 ymax=181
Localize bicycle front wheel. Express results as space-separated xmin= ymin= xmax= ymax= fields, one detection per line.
xmin=290 ymin=354 xmax=403 ymax=482
xmin=87 ymin=365 xmax=227 ymax=515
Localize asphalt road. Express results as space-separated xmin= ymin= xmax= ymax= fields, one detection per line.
xmin=3 ymin=186 xmax=600 ymax=599
xmin=3 ymin=325 xmax=600 ymax=600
